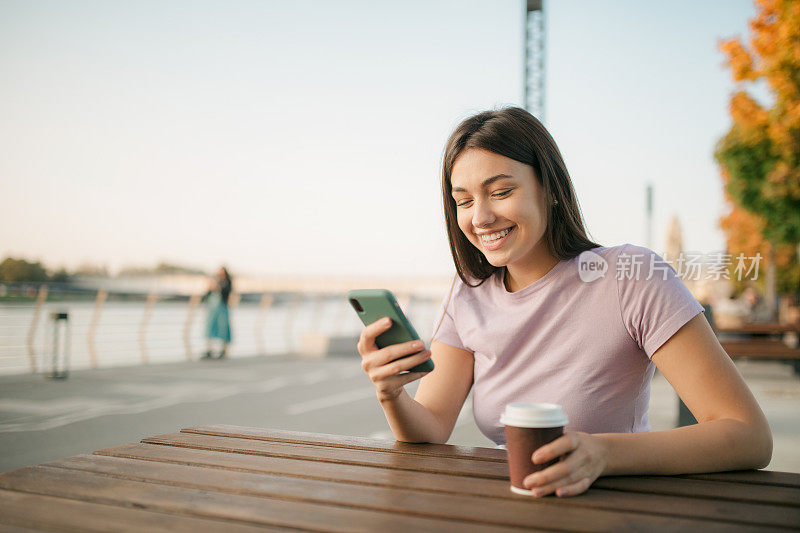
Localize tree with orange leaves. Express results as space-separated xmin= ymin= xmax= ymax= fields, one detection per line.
xmin=715 ymin=0 xmax=800 ymax=307
xmin=718 ymin=177 xmax=798 ymax=294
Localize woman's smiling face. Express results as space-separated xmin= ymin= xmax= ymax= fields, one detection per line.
xmin=450 ymin=148 xmax=550 ymax=271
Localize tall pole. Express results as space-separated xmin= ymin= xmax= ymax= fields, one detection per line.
xmin=646 ymin=184 xmax=653 ymax=250
xmin=524 ymin=0 xmax=546 ymax=122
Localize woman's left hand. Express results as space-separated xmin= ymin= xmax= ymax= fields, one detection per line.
xmin=522 ymin=431 xmax=609 ymax=498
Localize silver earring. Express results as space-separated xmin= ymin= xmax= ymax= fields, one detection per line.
xmin=553 ymin=199 xmax=558 ymax=206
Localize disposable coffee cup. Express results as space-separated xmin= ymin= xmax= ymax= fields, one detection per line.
xmin=500 ymin=402 xmax=569 ymax=495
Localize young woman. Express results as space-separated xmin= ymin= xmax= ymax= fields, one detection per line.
xmin=357 ymin=107 xmax=772 ymax=498
xmin=202 ymin=266 xmax=233 ymax=360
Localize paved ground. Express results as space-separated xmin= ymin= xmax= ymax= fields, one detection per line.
xmin=1 ymin=354 xmax=798 ymax=473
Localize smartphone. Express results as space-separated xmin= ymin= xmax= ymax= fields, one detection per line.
xmin=347 ymin=289 xmax=435 ymax=373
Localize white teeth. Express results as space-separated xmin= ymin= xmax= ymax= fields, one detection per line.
xmin=480 ymin=228 xmax=511 ymax=242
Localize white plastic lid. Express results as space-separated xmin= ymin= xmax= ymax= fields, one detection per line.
xmin=499 ymin=402 xmax=568 ymax=428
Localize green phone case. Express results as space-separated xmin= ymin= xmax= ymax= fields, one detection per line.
xmin=347 ymin=289 xmax=435 ymax=373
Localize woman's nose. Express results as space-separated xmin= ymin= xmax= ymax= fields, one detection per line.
xmin=472 ymin=200 xmax=496 ymax=228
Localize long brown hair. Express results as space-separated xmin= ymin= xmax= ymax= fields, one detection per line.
xmin=442 ymin=107 xmax=599 ymax=286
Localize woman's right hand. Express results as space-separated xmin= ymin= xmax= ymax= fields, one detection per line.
xmin=357 ymin=316 xmax=432 ymax=402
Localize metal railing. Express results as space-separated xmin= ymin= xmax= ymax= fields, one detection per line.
xmin=0 ymin=283 xmax=442 ymax=376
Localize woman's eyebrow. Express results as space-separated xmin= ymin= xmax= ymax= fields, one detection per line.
xmin=452 ymin=174 xmax=515 ymax=193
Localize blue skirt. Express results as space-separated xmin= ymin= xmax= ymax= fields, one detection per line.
xmin=205 ymin=293 xmax=231 ymax=342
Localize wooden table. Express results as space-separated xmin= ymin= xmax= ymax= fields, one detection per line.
xmin=1 ymin=425 xmax=799 ymax=531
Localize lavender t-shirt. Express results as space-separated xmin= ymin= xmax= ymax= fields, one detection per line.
xmin=431 ymin=244 xmax=703 ymax=446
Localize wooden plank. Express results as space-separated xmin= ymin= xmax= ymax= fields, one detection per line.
xmin=92 ymin=444 xmax=800 ymax=529
xmin=0 ymin=524 xmax=50 ymax=533
xmin=681 ymin=470 xmax=800 ymax=489
xmin=718 ymin=323 xmax=800 ymax=335
xmin=722 ymin=342 xmax=798 ymax=355
xmin=0 ymin=488 xmax=276 ymax=533
xmin=181 ymin=425 xmax=507 ymax=462
xmin=35 ymin=457 xmax=777 ymax=533
xmin=97 ymin=442 xmax=501 ymax=493
xmin=0 ymin=466 xmax=522 ymax=533
xmin=594 ymin=476 xmax=800 ymax=507
xmin=721 ymin=340 xmax=800 ymax=358
xmin=142 ymin=432 xmax=509 ymax=478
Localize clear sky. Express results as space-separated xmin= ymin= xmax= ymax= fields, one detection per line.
xmin=0 ymin=0 xmax=761 ymax=277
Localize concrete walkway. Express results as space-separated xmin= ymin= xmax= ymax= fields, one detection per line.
xmin=1 ymin=355 xmax=797 ymax=473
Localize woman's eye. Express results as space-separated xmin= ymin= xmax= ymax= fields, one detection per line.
xmin=492 ymin=189 xmax=513 ymax=198
xmin=456 ymin=199 xmax=473 ymax=208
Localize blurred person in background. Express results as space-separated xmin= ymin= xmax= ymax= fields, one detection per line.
xmin=741 ymin=286 xmax=772 ymax=324
xmin=202 ymin=266 xmax=233 ymax=359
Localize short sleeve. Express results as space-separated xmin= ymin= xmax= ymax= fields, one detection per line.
xmin=431 ymin=276 xmax=466 ymax=350
xmin=614 ymin=245 xmax=704 ymax=358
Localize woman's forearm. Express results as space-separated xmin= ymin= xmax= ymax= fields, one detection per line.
xmin=596 ymin=418 xmax=773 ymax=476
xmin=379 ymin=388 xmax=450 ymax=444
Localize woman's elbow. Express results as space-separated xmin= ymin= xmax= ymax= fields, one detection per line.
xmin=753 ymin=424 xmax=773 ymax=470
xmin=725 ymin=417 xmax=772 ymax=470
xmin=741 ymin=418 xmax=773 ymax=470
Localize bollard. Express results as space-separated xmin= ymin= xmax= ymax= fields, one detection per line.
xmin=48 ymin=311 xmax=70 ymax=380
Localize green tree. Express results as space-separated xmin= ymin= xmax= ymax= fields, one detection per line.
xmin=49 ymin=268 xmax=72 ymax=283
xmin=715 ymin=0 xmax=800 ymax=312
xmin=0 ymin=257 xmax=49 ymax=282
